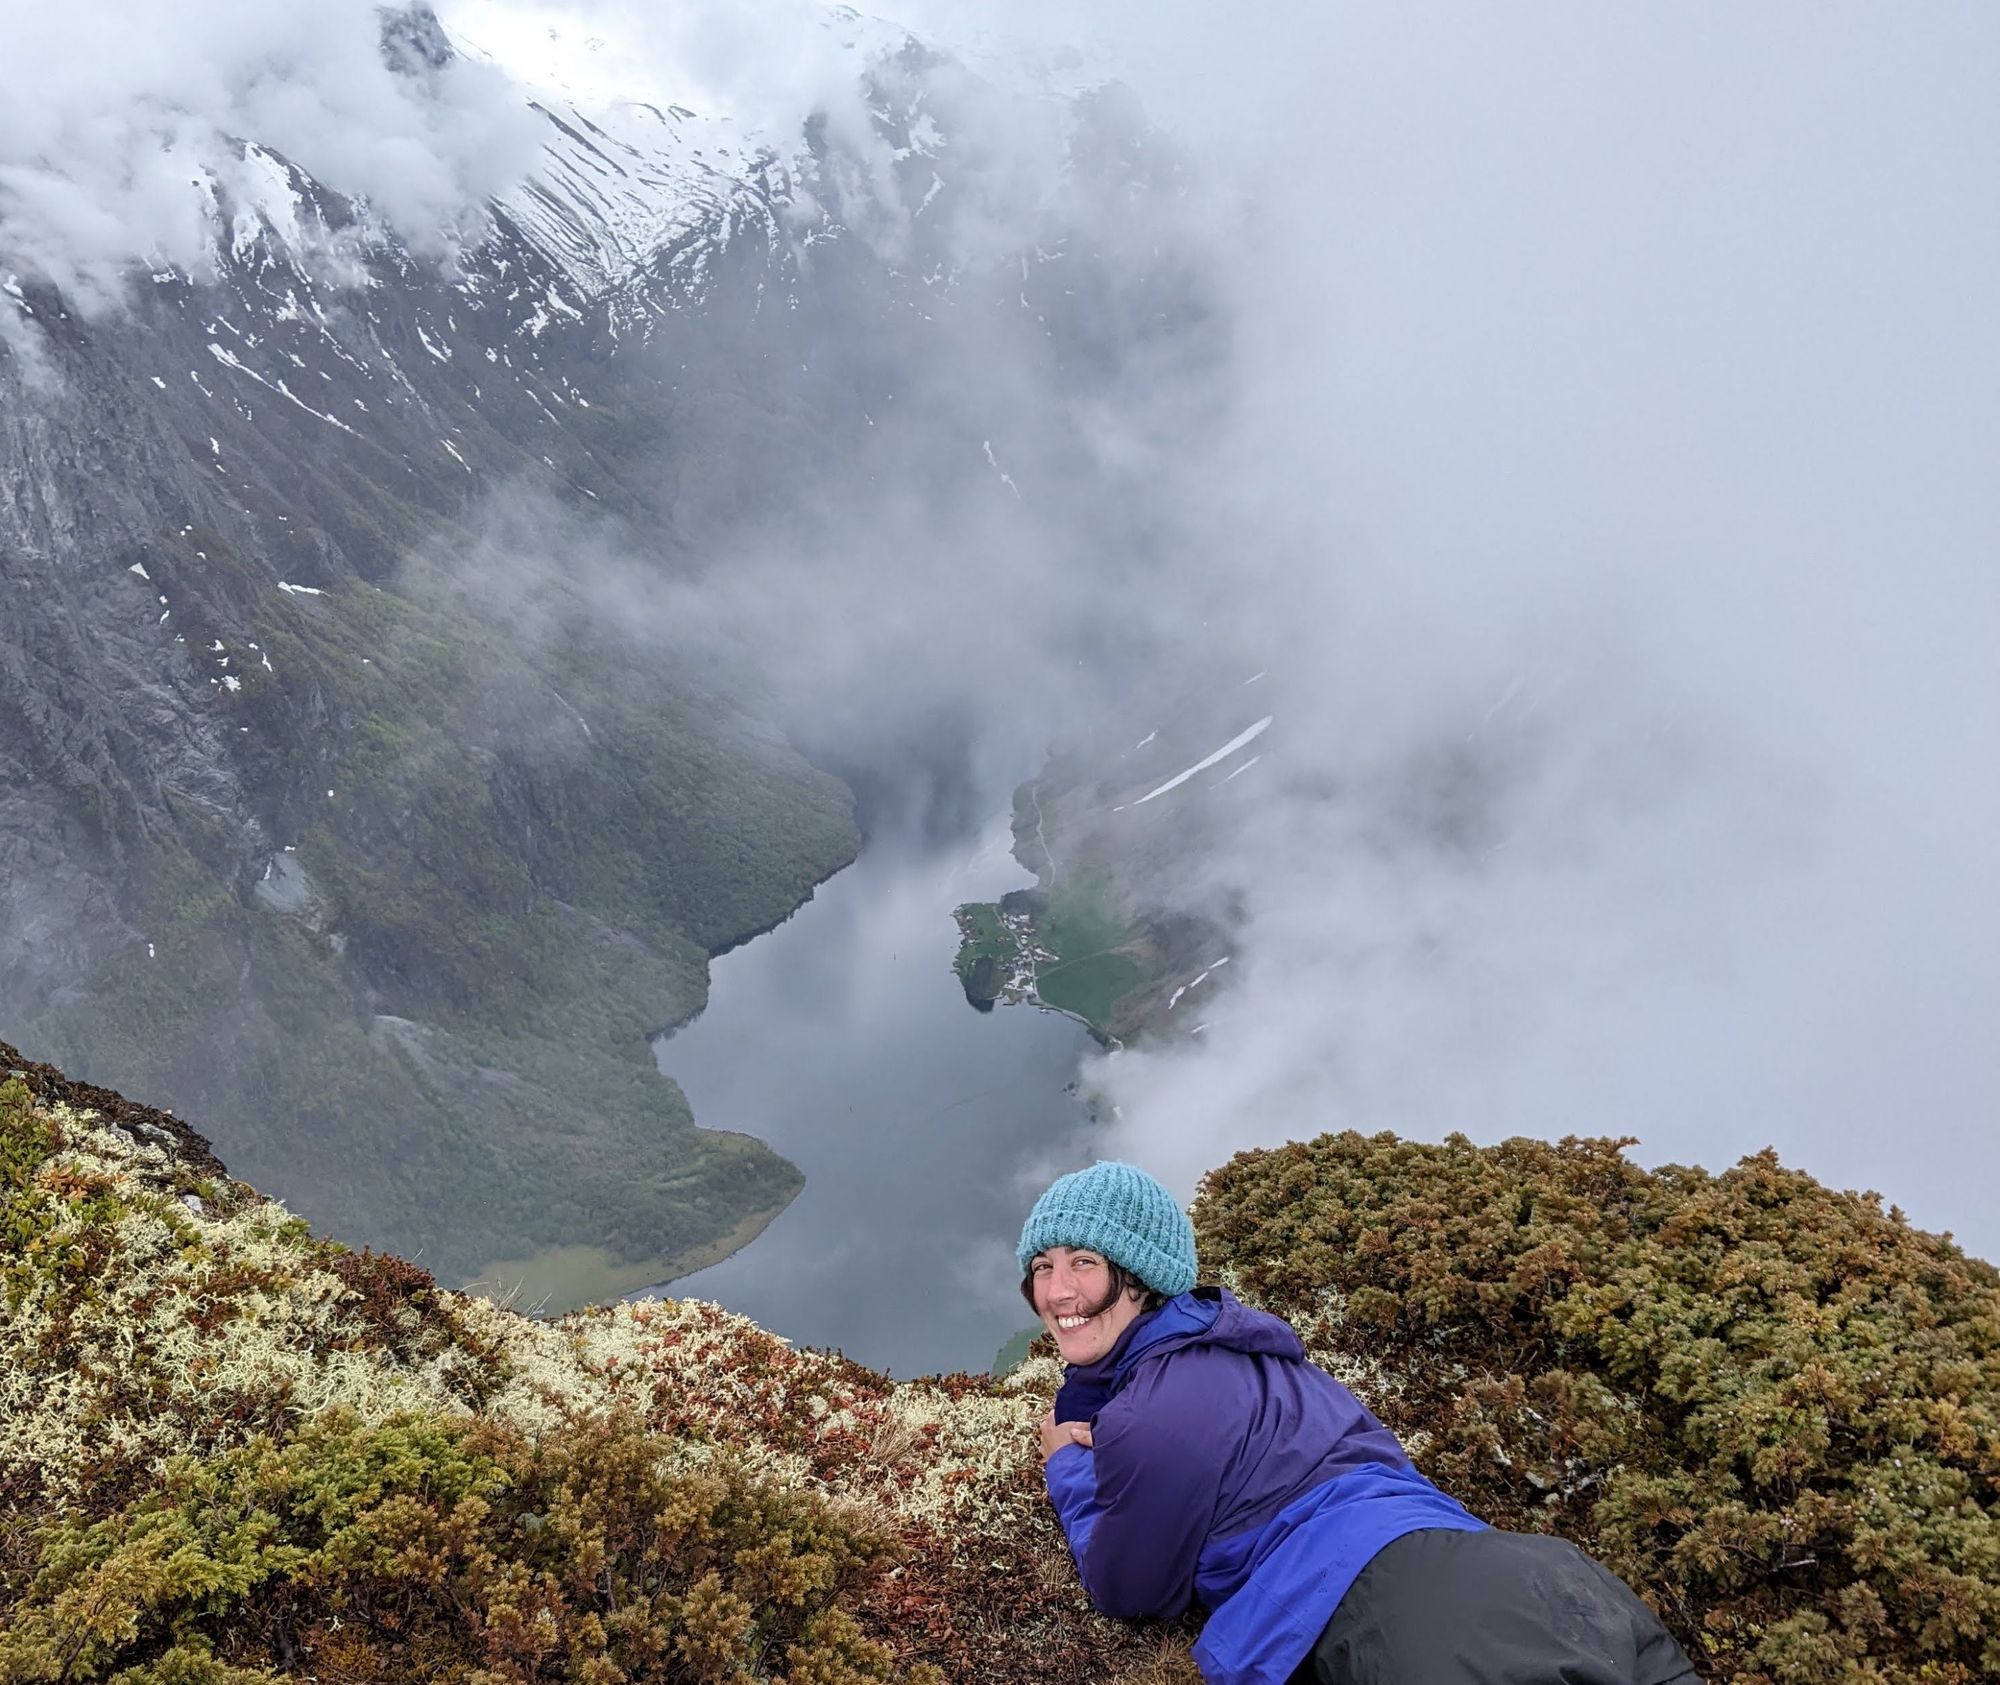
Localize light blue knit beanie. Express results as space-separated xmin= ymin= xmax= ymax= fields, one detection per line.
xmin=1017 ymin=1160 xmax=1198 ymax=1297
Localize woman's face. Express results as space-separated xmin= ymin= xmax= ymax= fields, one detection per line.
xmin=1030 ymin=1245 xmax=1149 ymax=1365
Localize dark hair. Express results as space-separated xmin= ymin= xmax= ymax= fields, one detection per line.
xmin=1020 ymin=1256 xmax=1168 ymax=1320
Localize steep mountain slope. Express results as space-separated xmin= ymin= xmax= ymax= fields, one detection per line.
xmin=0 ymin=8 xmax=1193 ymax=1291
xmin=0 ymin=89 xmax=862 ymax=1287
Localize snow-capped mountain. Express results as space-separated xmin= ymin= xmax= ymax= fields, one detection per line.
xmin=0 ymin=4 xmax=1194 ymax=1286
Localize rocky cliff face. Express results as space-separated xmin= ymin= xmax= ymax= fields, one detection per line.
xmin=0 ymin=15 xmax=1191 ymax=1290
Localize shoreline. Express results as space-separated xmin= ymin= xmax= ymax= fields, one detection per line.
xmin=649 ymin=839 xmax=863 ymax=1045
xmin=471 ymin=848 xmax=856 ymax=1319
xmin=633 ymin=1187 xmax=794 ymax=1298
xmin=564 ymin=847 xmax=865 ymax=1307
xmin=706 ymin=835 xmax=862 ymax=963
xmin=467 ymin=1191 xmax=797 ymax=1317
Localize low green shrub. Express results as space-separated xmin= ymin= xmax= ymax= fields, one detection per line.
xmin=1195 ymin=1133 xmax=2000 ymax=1684
xmin=0 ymin=1409 xmax=936 ymax=1685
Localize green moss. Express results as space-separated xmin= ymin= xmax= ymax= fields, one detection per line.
xmin=0 ymin=1078 xmax=52 ymax=1182
xmin=0 ymin=1080 xmax=136 ymax=1322
xmin=0 ymin=1079 xmax=59 ymax=1307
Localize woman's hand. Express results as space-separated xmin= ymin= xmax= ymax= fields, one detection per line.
xmin=1039 ymin=1410 xmax=1094 ymax=1463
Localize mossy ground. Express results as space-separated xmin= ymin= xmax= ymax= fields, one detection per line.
xmin=9 ymin=1046 xmax=1990 ymax=1683
xmin=0 ymin=1044 xmax=1195 ymax=1684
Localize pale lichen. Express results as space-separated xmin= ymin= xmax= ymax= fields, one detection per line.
xmin=2 ymin=1091 xmax=1060 ymax=1562
xmin=0 ymin=1077 xmax=1211 ymax=1681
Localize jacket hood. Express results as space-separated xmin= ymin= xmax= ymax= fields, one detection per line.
xmin=1120 ymin=1287 xmax=1304 ymax=1372
xmin=1055 ymin=1288 xmax=1304 ymax=1423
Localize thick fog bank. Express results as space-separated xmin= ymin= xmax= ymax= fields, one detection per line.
xmin=6 ymin=0 xmax=1991 ymax=1269
xmin=749 ymin=1 xmax=2000 ymax=1256
xmin=452 ymin=1 xmax=2000 ymax=1258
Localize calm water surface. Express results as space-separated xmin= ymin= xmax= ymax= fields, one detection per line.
xmin=641 ymin=820 xmax=1092 ymax=1376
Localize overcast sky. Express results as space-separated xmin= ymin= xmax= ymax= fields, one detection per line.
xmin=5 ymin=2 xmax=1995 ymax=1257
xmin=863 ymin=1 xmax=2000 ymax=1253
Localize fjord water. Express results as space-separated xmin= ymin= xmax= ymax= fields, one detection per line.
xmin=643 ymin=820 xmax=1091 ymax=1377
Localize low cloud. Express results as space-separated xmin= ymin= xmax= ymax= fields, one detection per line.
xmin=442 ymin=3 xmax=2000 ymax=1248
xmin=0 ymin=1 xmax=538 ymax=308
xmin=9 ymin=0 xmax=1993 ymax=1260
xmin=1042 ymin=1 xmax=2000 ymax=1255
xmin=590 ymin=1 xmax=2000 ymax=1252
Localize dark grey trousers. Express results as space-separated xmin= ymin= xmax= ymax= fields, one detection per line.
xmin=1292 ymin=1527 xmax=1702 ymax=1684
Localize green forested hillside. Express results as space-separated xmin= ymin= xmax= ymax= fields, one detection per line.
xmin=19 ymin=563 xmax=857 ymax=1290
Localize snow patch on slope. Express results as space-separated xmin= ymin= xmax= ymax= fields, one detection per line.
xmin=442 ymin=0 xmax=808 ymax=297
xmin=1130 ymin=717 xmax=1273 ymax=807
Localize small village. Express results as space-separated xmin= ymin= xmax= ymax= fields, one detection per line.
xmin=953 ymin=895 xmax=1060 ymax=1011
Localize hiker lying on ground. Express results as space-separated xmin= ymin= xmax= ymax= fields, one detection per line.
xmin=1021 ymin=1159 xmax=1702 ymax=1685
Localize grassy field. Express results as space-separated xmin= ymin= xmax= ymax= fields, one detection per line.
xmin=1035 ymin=950 xmax=1148 ymax=1027
xmin=1038 ymin=872 xmax=1128 ymax=960
xmin=1029 ymin=871 xmax=1147 ymax=1031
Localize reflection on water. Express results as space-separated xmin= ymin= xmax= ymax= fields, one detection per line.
xmin=640 ymin=821 xmax=1092 ymax=1377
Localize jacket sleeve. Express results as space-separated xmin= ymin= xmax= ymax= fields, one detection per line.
xmin=1060 ymin=1376 xmax=1229 ymax=1622
xmin=1044 ymin=1441 xmax=1103 ymax=1563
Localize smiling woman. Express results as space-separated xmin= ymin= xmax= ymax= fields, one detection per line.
xmin=1017 ymin=1157 xmax=1192 ymax=1366
xmin=1017 ymin=1160 xmax=1699 ymax=1685
xmin=1023 ymin=1245 xmax=1161 ymax=1368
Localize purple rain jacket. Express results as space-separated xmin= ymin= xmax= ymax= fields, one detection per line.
xmin=1044 ymin=1287 xmax=1485 ymax=1685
